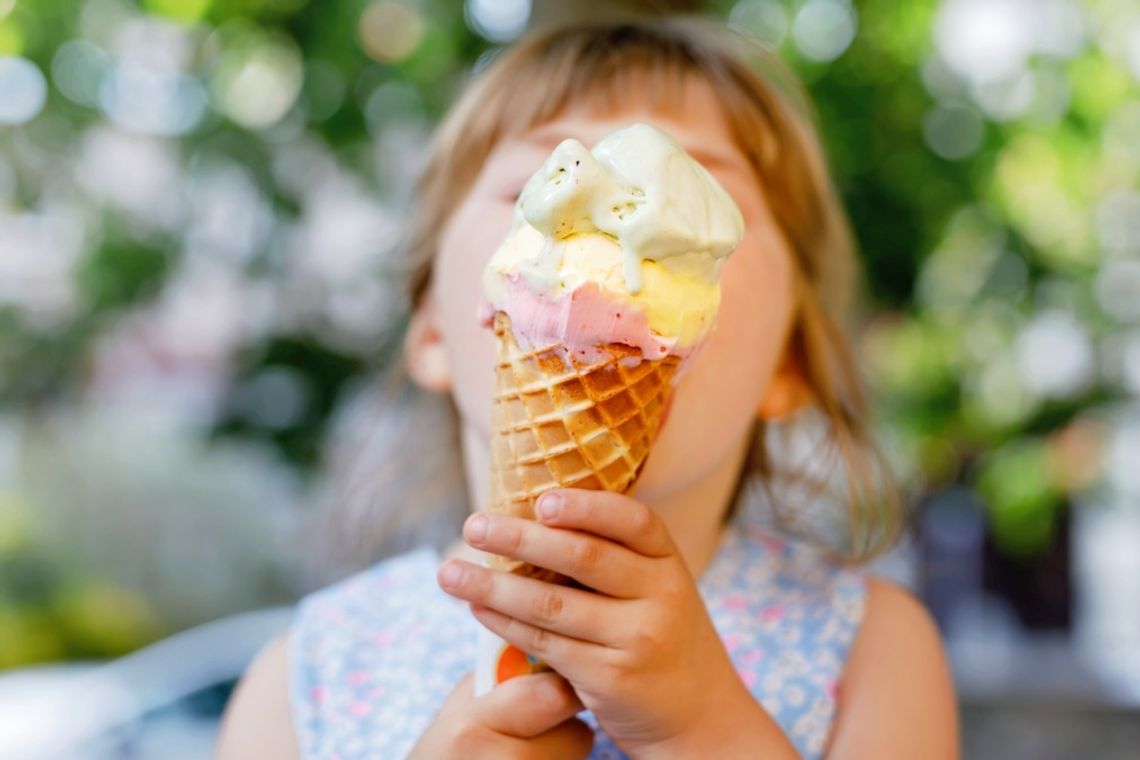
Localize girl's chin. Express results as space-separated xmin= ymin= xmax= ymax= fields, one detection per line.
xmin=628 ymin=438 xmax=692 ymax=503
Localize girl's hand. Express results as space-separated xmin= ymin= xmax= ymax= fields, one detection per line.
xmin=437 ymin=488 xmax=797 ymax=758
xmin=408 ymin=671 xmax=593 ymax=760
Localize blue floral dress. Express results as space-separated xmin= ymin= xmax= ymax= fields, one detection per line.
xmin=288 ymin=524 xmax=867 ymax=759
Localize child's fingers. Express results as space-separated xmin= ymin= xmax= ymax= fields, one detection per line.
xmin=469 ymin=603 xmax=604 ymax=685
xmin=462 ymin=513 xmax=649 ymax=598
xmin=535 ymin=489 xmax=675 ymax=559
xmin=439 ymin=558 xmax=623 ymax=646
xmin=474 ymin=670 xmax=585 ymax=738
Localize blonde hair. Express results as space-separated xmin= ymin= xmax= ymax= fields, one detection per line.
xmin=312 ymin=16 xmax=901 ymax=575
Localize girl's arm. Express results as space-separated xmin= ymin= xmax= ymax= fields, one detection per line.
xmin=827 ymin=579 xmax=960 ymax=758
xmin=214 ymin=632 xmax=302 ymax=760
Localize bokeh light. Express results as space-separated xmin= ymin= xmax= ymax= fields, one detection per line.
xmin=791 ymin=0 xmax=856 ymax=63
xmin=465 ymin=0 xmax=531 ymax=43
xmin=100 ymin=66 xmax=207 ymax=136
xmin=301 ymin=59 xmax=346 ymax=123
xmin=1095 ymin=260 xmax=1140 ymax=323
xmin=922 ymin=101 xmax=984 ymax=160
xmin=727 ymin=0 xmax=789 ymax=49
xmin=211 ymin=29 xmax=303 ymax=129
xmin=52 ymin=40 xmax=114 ymax=107
xmin=0 ymin=56 xmax=46 ymax=124
xmin=1014 ymin=310 xmax=1095 ymax=400
xmin=935 ymin=0 xmax=1035 ymax=86
xmin=1095 ymin=189 xmax=1140 ymax=256
xmin=358 ymin=1 xmax=425 ymax=63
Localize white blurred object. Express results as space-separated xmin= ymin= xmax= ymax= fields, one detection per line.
xmin=97 ymin=15 xmax=206 ymax=136
xmin=0 ymin=202 xmax=87 ymax=327
xmin=1014 ymin=309 xmax=1095 ymax=400
xmin=76 ymin=125 xmax=184 ymax=232
xmin=935 ymin=0 xmax=1036 ymax=85
xmin=111 ymin=15 xmax=196 ymax=72
xmin=934 ymin=0 xmax=1085 ymax=87
xmin=183 ymin=164 xmax=274 ymax=265
xmin=211 ymin=33 xmax=303 ymax=130
xmin=1096 ymin=260 xmax=1140 ymax=323
xmin=0 ymin=56 xmax=48 ymax=125
xmin=1129 ymin=20 xmax=1140 ymax=84
xmin=466 ymin=0 xmax=531 ymax=43
xmin=0 ymin=607 xmax=292 ymax=759
xmin=278 ymin=171 xmax=403 ymax=351
xmin=1073 ymin=497 xmax=1140 ymax=705
xmin=969 ymin=67 xmax=1036 ymax=121
xmin=1105 ymin=409 xmax=1140 ymax=497
xmin=1122 ymin=333 xmax=1140 ymax=395
xmin=86 ymin=261 xmax=273 ymax=425
xmin=791 ymin=0 xmax=857 ymax=64
xmin=100 ymin=64 xmax=207 ymax=136
xmin=1095 ymin=189 xmax=1140 ymax=257
xmin=271 ymin=135 xmax=339 ymax=202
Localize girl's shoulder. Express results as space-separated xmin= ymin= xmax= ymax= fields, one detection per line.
xmin=289 ymin=544 xmax=467 ymax=686
xmin=287 ymin=545 xmax=473 ymax=758
xmin=294 ymin=545 xmax=443 ymax=628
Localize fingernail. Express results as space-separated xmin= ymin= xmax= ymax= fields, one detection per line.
xmin=537 ymin=492 xmax=561 ymax=520
xmin=467 ymin=514 xmax=489 ymax=543
xmin=439 ymin=562 xmax=464 ymax=589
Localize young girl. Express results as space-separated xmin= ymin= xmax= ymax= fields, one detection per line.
xmin=217 ymin=17 xmax=958 ymax=760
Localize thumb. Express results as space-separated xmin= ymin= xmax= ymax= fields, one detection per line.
xmin=474 ymin=672 xmax=586 ymax=738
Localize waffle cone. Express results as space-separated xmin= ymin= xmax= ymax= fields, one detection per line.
xmin=486 ymin=311 xmax=680 ymax=581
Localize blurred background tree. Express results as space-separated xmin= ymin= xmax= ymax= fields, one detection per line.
xmin=0 ymin=0 xmax=1138 ymax=676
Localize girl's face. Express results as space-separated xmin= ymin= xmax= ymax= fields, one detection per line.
xmin=420 ymin=76 xmax=798 ymax=509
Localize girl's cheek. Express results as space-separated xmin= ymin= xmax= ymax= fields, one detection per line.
xmin=432 ymin=197 xmax=516 ymax=433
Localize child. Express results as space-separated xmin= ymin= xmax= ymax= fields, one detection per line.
xmin=217 ymin=16 xmax=958 ymax=760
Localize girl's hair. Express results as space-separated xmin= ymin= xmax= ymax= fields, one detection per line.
xmin=311 ymin=16 xmax=901 ymax=576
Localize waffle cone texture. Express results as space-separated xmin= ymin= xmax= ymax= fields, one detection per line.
xmin=487 ymin=311 xmax=680 ymax=580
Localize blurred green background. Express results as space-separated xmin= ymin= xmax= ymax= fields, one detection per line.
xmin=1 ymin=0 xmax=1139 ymax=754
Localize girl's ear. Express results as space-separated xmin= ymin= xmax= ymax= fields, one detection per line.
xmin=756 ymin=348 xmax=814 ymax=421
xmin=403 ymin=285 xmax=452 ymax=393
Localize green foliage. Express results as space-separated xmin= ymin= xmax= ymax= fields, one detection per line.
xmin=0 ymin=497 xmax=164 ymax=666
xmin=143 ymin=0 xmax=214 ymax=23
xmin=77 ymin=238 xmax=172 ymax=316
xmin=215 ymin=337 xmax=367 ymax=469
xmin=976 ymin=440 xmax=1063 ymax=558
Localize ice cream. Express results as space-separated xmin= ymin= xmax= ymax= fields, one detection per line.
xmin=473 ymin=123 xmax=743 ymax=695
xmin=478 ymin=122 xmax=744 ymax=363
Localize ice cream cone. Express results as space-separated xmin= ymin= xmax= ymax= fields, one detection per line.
xmin=474 ymin=123 xmax=743 ymax=694
xmin=485 ymin=310 xmax=680 ymax=581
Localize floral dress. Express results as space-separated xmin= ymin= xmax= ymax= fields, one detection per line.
xmin=289 ymin=524 xmax=867 ymax=759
